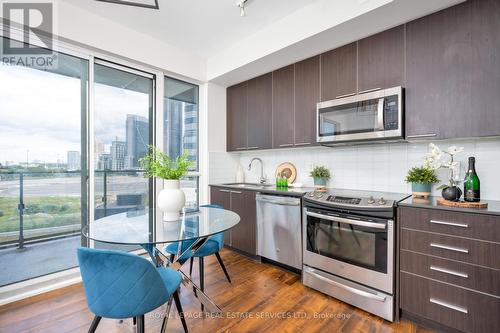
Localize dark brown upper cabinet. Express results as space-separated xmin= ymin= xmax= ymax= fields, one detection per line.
xmin=226 ymin=82 xmax=248 ymax=151
xmin=320 ymin=42 xmax=357 ymax=101
xmin=247 ymin=73 xmax=273 ymax=149
xmin=272 ymin=65 xmax=295 ymax=148
xmin=358 ymin=25 xmax=405 ymax=92
xmin=295 ymin=56 xmax=320 ymax=146
xmin=406 ymin=2 xmax=473 ymax=140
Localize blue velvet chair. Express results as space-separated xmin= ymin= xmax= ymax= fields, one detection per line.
xmin=77 ymin=247 xmax=187 ymax=333
xmin=164 ymin=204 xmax=231 ymax=311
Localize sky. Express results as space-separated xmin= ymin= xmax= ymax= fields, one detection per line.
xmin=0 ymin=63 xmax=149 ymax=165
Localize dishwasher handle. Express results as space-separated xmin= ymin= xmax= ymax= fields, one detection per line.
xmin=256 ymin=194 xmax=300 ymax=206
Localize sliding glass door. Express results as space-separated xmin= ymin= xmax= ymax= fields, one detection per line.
xmin=0 ymin=38 xmax=88 ymax=286
xmin=92 ymin=61 xmax=154 ymax=250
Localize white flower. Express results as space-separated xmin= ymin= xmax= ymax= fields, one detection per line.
xmin=447 ymin=146 xmax=464 ymax=155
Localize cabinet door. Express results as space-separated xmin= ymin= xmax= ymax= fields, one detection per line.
xmin=247 ymin=73 xmax=272 ymax=149
xmin=295 ymin=56 xmax=320 ymax=146
xmin=320 ymin=42 xmax=357 ymax=101
xmin=469 ymin=0 xmax=500 ymax=137
xmin=358 ymin=25 xmax=404 ymax=92
xmin=226 ymin=82 xmax=248 ymax=151
xmin=405 ymin=3 xmax=472 ymax=140
xmin=272 ymin=65 xmax=295 ymax=148
xmin=210 ymin=187 xmax=231 ymax=246
xmin=230 ymin=190 xmax=257 ymax=255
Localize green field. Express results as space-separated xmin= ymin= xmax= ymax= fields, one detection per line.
xmin=0 ymin=196 xmax=81 ymax=233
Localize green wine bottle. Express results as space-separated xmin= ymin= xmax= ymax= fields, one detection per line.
xmin=464 ymin=157 xmax=480 ymax=202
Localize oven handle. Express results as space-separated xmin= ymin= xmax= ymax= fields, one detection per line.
xmin=305 ymin=210 xmax=387 ymax=230
xmin=307 ymin=269 xmax=387 ymax=302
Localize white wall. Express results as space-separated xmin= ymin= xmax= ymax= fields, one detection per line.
xmin=228 ymin=138 xmax=500 ymax=200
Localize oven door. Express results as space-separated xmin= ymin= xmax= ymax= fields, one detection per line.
xmin=303 ymin=208 xmax=394 ymax=293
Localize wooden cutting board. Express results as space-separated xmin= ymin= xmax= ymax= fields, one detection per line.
xmin=436 ymin=198 xmax=488 ymax=209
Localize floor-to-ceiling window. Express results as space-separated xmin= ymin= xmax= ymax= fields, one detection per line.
xmin=164 ymin=77 xmax=199 ymax=211
xmin=0 ymin=36 xmax=201 ymax=288
xmin=0 ymin=38 xmax=88 ymax=286
xmin=93 ymin=61 xmax=154 ymax=250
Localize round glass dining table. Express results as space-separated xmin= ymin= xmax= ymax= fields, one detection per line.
xmin=81 ymin=207 xmax=240 ymax=317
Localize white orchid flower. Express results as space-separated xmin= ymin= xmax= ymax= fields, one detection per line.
xmin=447 ymin=146 xmax=464 ymax=155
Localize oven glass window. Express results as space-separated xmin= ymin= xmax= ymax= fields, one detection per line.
xmin=306 ymin=213 xmax=387 ymax=273
xmin=318 ymin=99 xmax=381 ymax=137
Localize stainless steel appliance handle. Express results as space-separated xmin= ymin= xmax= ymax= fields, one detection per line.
xmin=279 ymin=143 xmax=294 ymax=147
xmin=430 ymin=265 xmax=469 ymax=278
xmin=377 ymin=97 xmax=384 ymax=130
xmin=235 ymin=147 xmax=247 ymax=150
xmin=219 ymin=189 xmax=230 ymax=193
xmin=305 ymin=210 xmax=386 ymax=230
xmin=335 ymin=92 xmax=356 ymax=99
xmin=429 ymin=298 xmax=468 ymax=314
xmin=308 ymin=270 xmax=386 ymax=302
xmin=256 ymin=196 xmax=300 ymax=206
xmin=406 ymin=133 xmax=437 ymax=139
xmin=230 ymin=190 xmax=242 ymax=194
xmin=430 ymin=219 xmax=468 ymax=228
xmin=430 ymin=243 xmax=469 ymax=254
xmin=247 ymin=146 xmax=259 ymax=149
xmin=358 ymin=87 xmax=381 ymax=94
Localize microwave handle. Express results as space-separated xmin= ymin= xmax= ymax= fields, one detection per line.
xmin=377 ymin=97 xmax=384 ymax=131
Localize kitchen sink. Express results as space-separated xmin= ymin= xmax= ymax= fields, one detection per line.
xmin=222 ymin=182 xmax=273 ymax=189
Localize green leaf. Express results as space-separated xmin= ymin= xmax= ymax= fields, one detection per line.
xmin=139 ymin=145 xmax=194 ymax=180
xmin=405 ymin=166 xmax=439 ymax=184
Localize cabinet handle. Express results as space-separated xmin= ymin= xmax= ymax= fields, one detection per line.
xmin=230 ymin=191 xmax=242 ymax=194
xmin=429 ymin=298 xmax=468 ymax=314
xmin=294 ymin=142 xmax=311 ymax=146
xmin=219 ymin=189 xmax=230 ymax=193
xmin=279 ymin=144 xmax=294 ymax=147
xmin=430 ymin=219 xmax=468 ymax=228
xmin=247 ymin=146 xmax=259 ymax=150
xmin=430 ymin=243 xmax=469 ymax=254
xmin=407 ymin=133 xmax=437 ymax=139
xmin=430 ymin=265 xmax=469 ymax=278
xmin=335 ymin=92 xmax=356 ymax=99
xmin=235 ymin=147 xmax=247 ymax=150
xmin=358 ymin=87 xmax=381 ymax=94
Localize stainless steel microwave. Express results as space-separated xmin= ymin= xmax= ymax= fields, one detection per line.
xmin=317 ymin=86 xmax=403 ymax=145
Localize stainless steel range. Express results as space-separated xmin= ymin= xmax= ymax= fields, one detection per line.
xmin=302 ymin=189 xmax=410 ymax=321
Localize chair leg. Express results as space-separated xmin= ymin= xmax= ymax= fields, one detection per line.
xmin=199 ymin=256 xmax=204 ymax=312
xmin=88 ymin=315 xmax=101 ymax=333
xmin=189 ymin=257 xmax=194 ymax=276
xmin=173 ymin=290 xmax=188 ymax=333
xmin=214 ymin=252 xmax=231 ymax=283
xmin=169 ymin=253 xmax=175 ymax=263
xmin=136 ymin=315 xmax=145 ymax=333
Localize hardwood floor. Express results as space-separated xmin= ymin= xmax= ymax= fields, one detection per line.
xmin=0 ymin=249 xmax=434 ymax=333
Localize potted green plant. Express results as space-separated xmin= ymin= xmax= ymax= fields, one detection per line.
xmin=405 ymin=166 xmax=439 ymax=198
xmin=310 ymin=166 xmax=331 ymax=188
xmin=140 ymin=145 xmax=193 ymax=221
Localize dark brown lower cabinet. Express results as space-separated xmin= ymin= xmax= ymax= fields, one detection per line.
xmin=399 ymin=206 xmax=500 ymax=333
xmin=210 ymin=187 xmax=257 ymax=255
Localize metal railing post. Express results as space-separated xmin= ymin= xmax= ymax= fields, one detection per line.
xmin=18 ymin=173 xmax=25 ymax=250
xmin=103 ymin=170 xmax=107 ymax=216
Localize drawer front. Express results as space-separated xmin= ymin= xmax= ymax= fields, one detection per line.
xmin=401 ymin=250 xmax=500 ymax=297
xmin=399 ymin=206 xmax=500 ymax=242
xmin=401 ymin=272 xmax=500 ymax=333
xmin=401 ymin=229 xmax=500 ymax=269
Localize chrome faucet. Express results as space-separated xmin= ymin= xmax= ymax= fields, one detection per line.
xmin=248 ymin=157 xmax=267 ymax=184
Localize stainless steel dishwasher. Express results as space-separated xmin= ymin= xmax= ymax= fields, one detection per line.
xmin=256 ymin=193 xmax=302 ymax=269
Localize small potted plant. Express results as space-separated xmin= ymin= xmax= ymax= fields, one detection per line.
xmin=140 ymin=145 xmax=193 ymax=221
xmin=405 ymin=166 xmax=439 ymax=198
xmin=310 ymin=166 xmax=331 ymax=188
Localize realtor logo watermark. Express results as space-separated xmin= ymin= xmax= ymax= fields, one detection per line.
xmin=1 ymin=1 xmax=57 ymax=69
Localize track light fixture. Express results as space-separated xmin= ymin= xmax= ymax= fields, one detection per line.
xmin=236 ymin=0 xmax=249 ymax=17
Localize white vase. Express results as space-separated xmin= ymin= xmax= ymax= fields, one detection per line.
xmin=158 ymin=179 xmax=185 ymax=221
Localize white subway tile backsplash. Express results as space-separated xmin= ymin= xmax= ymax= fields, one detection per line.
xmin=209 ymin=138 xmax=500 ymax=200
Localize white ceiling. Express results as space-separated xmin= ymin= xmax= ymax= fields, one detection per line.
xmin=65 ymin=0 xmax=315 ymax=58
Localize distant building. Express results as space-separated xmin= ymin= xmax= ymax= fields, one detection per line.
xmin=125 ymin=114 xmax=148 ymax=169
xmin=94 ymin=142 xmax=105 ymax=169
xmin=164 ymin=99 xmax=198 ymax=165
xmin=111 ymin=140 xmax=126 ymax=170
xmin=67 ymin=151 xmax=80 ymax=171
xmin=97 ymin=153 xmax=112 ymax=170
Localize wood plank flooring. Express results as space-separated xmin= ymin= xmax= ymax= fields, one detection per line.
xmin=0 ymin=249 xmax=434 ymax=333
